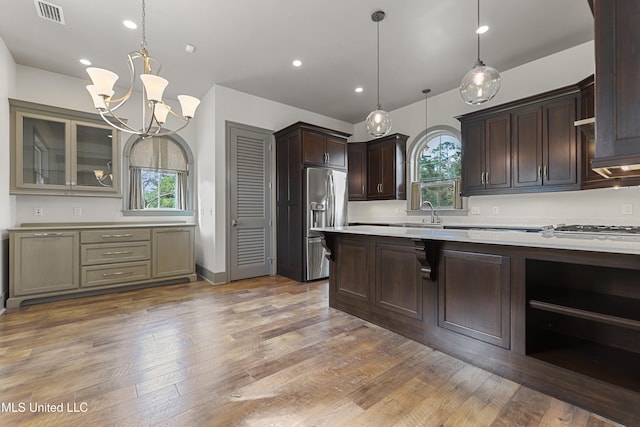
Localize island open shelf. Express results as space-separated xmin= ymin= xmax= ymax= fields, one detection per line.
xmin=526 ymin=258 xmax=640 ymax=393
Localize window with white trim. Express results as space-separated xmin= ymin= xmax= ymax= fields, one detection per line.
xmin=409 ymin=127 xmax=461 ymax=208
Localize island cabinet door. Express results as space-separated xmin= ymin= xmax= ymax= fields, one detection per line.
xmin=438 ymin=249 xmax=511 ymax=349
xmin=373 ymin=240 xmax=422 ymax=320
xmin=335 ymin=236 xmax=370 ymax=303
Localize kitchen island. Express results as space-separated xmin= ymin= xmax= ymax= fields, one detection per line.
xmin=316 ymin=225 xmax=640 ymax=426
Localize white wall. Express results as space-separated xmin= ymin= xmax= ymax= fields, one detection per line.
xmin=194 ymin=85 xmax=353 ymax=281
xmin=0 ymin=36 xmax=17 ymax=311
xmin=193 ymin=85 xmax=216 ymax=276
xmin=12 ymin=65 xmax=197 ymax=225
xmin=349 ymin=41 xmax=640 ymax=226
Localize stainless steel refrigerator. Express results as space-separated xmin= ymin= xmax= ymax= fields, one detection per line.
xmin=305 ymin=167 xmax=348 ymax=281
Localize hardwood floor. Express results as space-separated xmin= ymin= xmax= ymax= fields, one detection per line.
xmin=0 ymin=276 xmax=624 ymax=426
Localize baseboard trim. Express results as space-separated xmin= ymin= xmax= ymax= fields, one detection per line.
xmin=196 ymin=264 xmax=227 ymax=285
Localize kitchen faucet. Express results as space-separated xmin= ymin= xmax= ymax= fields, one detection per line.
xmin=420 ymin=200 xmax=438 ymax=223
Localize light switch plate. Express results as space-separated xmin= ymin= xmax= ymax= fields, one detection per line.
xmin=470 ymin=207 xmax=480 ymax=215
xmin=492 ymin=206 xmax=499 ymax=215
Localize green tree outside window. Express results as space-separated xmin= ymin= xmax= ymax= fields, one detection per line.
xmin=418 ymin=134 xmax=461 ymax=207
xmin=142 ymin=170 xmax=178 ymax=209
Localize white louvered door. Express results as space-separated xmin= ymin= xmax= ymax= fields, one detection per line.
xmin=229 ymin=123 xmax=273 ymax=281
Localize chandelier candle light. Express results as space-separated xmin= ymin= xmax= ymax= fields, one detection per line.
xmin=365 ymin=10 xmax=392 ymax=138
xmin=459 ymin=0 xmax=501 ymax=105
xmin=85 ymin=0 xmax=200 ymax=138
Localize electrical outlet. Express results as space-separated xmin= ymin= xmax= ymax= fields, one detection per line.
xmin=492 ymin=206 xmax=499 ymax=215
xmin=623 ymin=204 xmax=633 ymax=215
xmin=73 ymin=207 xmax=82 ymax=216
xmin=470 ymin=207 xmax=480 ymax=215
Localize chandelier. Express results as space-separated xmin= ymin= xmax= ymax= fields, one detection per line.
xmin=85 ymin=0 xmax=200 ymax=138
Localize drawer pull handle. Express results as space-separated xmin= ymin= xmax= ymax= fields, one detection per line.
xmin=164 ymin=228 xmax=185 ymax=232
xmin=102 ymin=234 xmax=133 ymax=238
xmin=33 ymin=233 xmax=63 ymax=237
xmin=102 ymin=271 xmax=133 ymax=277
xmin=102 ymin=251 xmax=133 ymax=256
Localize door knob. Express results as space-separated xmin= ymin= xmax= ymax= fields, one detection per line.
xmin=232 ymin=219 xmax=238 ymax=226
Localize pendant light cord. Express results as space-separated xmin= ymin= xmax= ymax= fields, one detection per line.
xmin=423 ymin=89 xmax=431 ymax=131
xmin=476 ymin=0 xmax=481 ymax=63
xmin=141 ymin=0 xmax=147 ymax=50
xmin=425 ymin=91 xmax=428 ymax=129
xmin=376 ymin=20 xmax=381 ymax=109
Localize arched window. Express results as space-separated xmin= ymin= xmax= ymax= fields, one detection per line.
xmin=122 ymin=134 xmax=194 ymax=216
xmin=409 ymin=126 xmax=461 ymax=209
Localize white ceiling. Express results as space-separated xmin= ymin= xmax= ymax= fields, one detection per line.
xmin=0 ymin=0 xmax=594 ymax=124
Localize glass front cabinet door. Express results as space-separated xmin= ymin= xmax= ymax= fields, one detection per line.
xmin=10 ymin=100 xmax=120 ymax=196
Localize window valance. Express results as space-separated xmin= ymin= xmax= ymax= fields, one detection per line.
xmin=129 ymin=136 xmax=188 ymax=171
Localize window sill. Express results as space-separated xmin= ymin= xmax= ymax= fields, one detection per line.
xmin=122 ymin=209 xmax=194 ymax=217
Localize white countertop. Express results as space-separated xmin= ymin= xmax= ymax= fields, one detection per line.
xmin=9 ymin=222 xmax=196 ymax=231
xmin=314 ymin=225 xmax=640 ymax=255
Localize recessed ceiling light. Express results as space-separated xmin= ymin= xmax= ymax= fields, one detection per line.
xmin=79 ymin=58 xmax=91 ymax=66
xmin=292 ymin=59 xmax=302 ymax=67
xmin=123 ymin=19 xmax=137 ymax=30
xmin=185 ymin=44 xmax=196 ymax=54
xmin=355 ymin=87 xmax=364 ymax=93
xmin=476 ymin=25 xmax=489 ymax=34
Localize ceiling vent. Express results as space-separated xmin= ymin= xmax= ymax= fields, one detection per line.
xmin=34 ymin=0 xmax=65 ymax=25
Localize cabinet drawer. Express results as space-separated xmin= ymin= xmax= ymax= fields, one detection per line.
xmin=81 ymin=228 xmax=150 ymax=244
xmin=81 ymin=242 xmax=150 ymax=266
xmin=81 ymin=261 xmax=151 ymax=287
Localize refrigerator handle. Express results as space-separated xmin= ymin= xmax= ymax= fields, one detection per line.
xmin=328 ymin=173 xmax=335 ymax=227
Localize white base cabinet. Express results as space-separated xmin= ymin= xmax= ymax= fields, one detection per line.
xmin=8 ymin=223 xmax=196 ymax=308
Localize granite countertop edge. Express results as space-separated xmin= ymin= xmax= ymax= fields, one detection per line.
xmin=314 ymin=225 xmax=640 ymax=256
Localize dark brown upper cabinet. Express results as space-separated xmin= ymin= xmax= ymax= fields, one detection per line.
xmin=302 ymin=129 xmax=347 ymax=169
xmin=512 ymin=96 xmax=578 ymax=190
xmin=458 ymin=83 xmax=583 ymax=196
xmin=366 ymin=133 xmax=408 ymax=201
xmin=460 ymin=113 xmax=511 ymax=195
xmin=347 ymin=142 xmax=367 ymax=201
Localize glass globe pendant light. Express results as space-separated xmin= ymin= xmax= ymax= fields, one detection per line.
xmin=459 ymin=0 xmax=501 ymax=105
xmin=365 ymin=10 xmax=392 ymax=137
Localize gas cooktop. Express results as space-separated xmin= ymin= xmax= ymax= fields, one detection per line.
xmin=553 ymin=224 xmax=640 ymax=235
xmin=549 ymin=224 xmax=640 ymax=242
